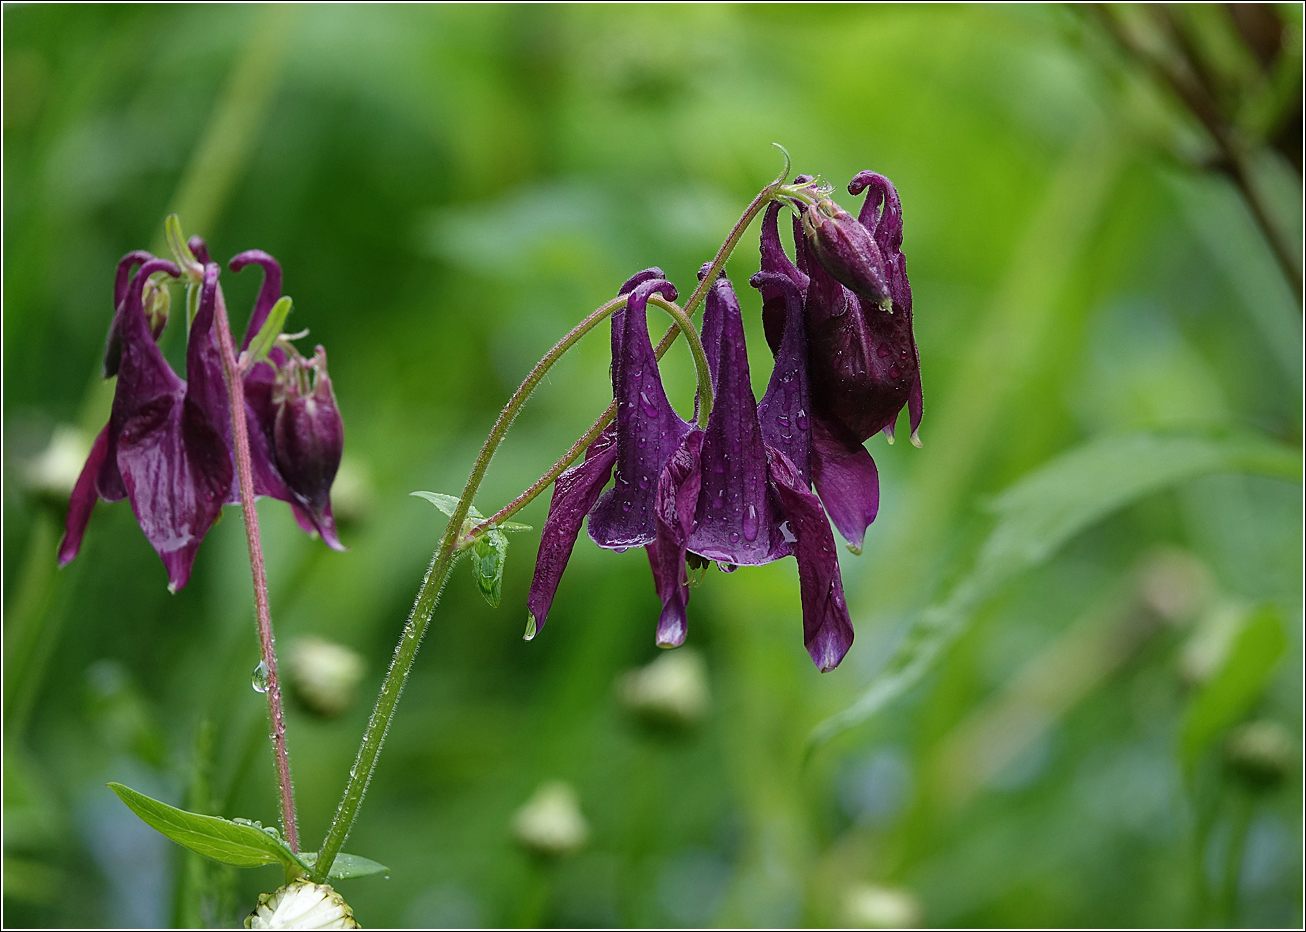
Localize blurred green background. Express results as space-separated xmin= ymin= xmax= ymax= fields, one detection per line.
xmin=4 ymin=4 xmax=1302 ymax=928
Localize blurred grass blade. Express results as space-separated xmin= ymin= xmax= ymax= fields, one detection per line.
xmin=811 ymin=432 xmax=1302 ymax=750
xmin=300 ymin=851 xmax=390 ymax=880
xmin=109 ymin=783 xmax=309 ymax=876
xmin=1180 ymin=605 xmax=1288 ymax=771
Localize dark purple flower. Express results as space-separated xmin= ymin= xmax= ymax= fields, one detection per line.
xmin=272 ymin=345 xmax=345 ymax=544
xmin=231 ymin=250 xmax=346 ymax=550
xmin=755 ymin=171 xmax=922 ymax=553
xmin=60 ymin=244 xmax=347 ymax=590
xmin=61 ymin=259 xmax=233 ymax=592
xmin=528 ymin=267 xmax=854 ymax=672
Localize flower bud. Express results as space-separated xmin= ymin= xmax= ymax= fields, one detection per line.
xmin=1224 ymin=720 xmax=1295 ymax=791
xmin=841 ymin=884 xmax=922 ymax=928
xmin=273 ymin=346 xmax=344 ymax=528
xmin=617 ymin=649 xmax=710 ymax=728
xmin=286 ymin=636 xmax=365 ymax=718
xmin=511 ymin=781 xmax=588 ymax=857
xmin=245 ymin=880 xmax=358 ymax=930
xmin=802 ymin=197 xmax=892 ymax=306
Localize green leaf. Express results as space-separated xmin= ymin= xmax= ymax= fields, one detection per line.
xmin=411 ymin=490 xmax=472 ymax=519
xmin=108 ymin=783 xmax=308 ymax=876
xmin=300 ymin=851 xmax=390 ymax=880
xmin=810 ymin=432 xmax=1302 ymax=751
xmin=1180 ymin=605 xmax=1288 ymax=771
xmin=244 ymin=296 xmax=293 ymax=365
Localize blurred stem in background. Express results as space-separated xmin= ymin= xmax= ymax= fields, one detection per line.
xmin=1089 ymin=3 xmax=1304 ymax=304
xmin=314 ymin=166 xmax=789 ymax=880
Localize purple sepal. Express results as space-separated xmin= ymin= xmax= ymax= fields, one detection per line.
xmin=767 ymin=447 xmax=854 ymax=672
xmin=58 ymin=424 xmax=112 ymax=566
xmin=810 ymin=416 xmax=879 ymax=554
xmin=527 ymin=432 xmax=618 ymax=633
xmin=230 ymin=250 xmax=285 ymax=351
xmin=588 ymin=278 xmax=690 ymax=550
xmin=757 ymin=203 xmax=809 ymax=355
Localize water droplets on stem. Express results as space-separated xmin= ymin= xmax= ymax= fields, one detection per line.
xmin=252 ymin=660 xmax=271 ymax=694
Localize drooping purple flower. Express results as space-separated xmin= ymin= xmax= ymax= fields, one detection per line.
xmin=231 ymin=250 xmax=346 ymax=550
xmin=60 ymin=243 xmax=347 ymax=589
xmin=527 ymin=267 xmax=854 ymax=671
xmin=754 ymin=170 xmax=921 ymax=553
xmin=61 ymin=258 xmax=234 ymax=592
xmin=272 ymin=345 xmax=345 ymax=543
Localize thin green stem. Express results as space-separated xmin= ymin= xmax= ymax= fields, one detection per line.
xmin=477 ymin=168 xmax=788 ymax=531
xmin=316 ymin=159 xmax=790 ymax=880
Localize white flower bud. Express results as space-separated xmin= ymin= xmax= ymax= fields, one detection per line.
xmin=24 ymin=425 xmax=91 ymax=498
xmin=511 ymin=781 xmax=588 ymax=857
xmin=617 ymin=649 xmax=710 ymax=728
xmin=287 ymin=636 xmax=365 ymax=718
xmin=841 ymin=884 xmax=922 ymax=928
xmin=245 ymin=880 xmax=359 ymax=930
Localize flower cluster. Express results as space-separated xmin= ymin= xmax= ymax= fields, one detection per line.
xmin=525 ymin=169 xmax=921 ymax=672
xmin=60 ymin=237 xmax=345 ymax=592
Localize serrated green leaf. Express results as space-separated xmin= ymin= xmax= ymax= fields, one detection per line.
xmin=245 ymin=296 xmax=293 ymax=365
xmin=1180 ymin=605 xmax=1287 ymax=771
xmin=810 ymin=432 xmax=1302 ymax=751
xmin=108 ymin=783 xmax=308 ymax=876
xmin=300 ymin=851 xmax=390 ymax=880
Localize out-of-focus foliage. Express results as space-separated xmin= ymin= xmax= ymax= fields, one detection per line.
xmin=3 ymin=5 xmax=1301 ymax=928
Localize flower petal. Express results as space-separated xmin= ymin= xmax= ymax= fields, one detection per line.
xmin=810 ymin=416 xmax=879 ymax=554
xmin=686 ymin=274 xmax=776 ymax=566
xmin=757 ymin=203 xmax=808 ymax=354
xmin=527 ymin=438 xmax=618 ymax=634
xmin=753 ymin=271 xmax=812 ymax=486
xmin=58 ymin=423 xmax=112 ymax=567
xmin=767 ymin=448 xmax=855 ymax=672
xmin=588 ymin=278 xmax=690 ymax=550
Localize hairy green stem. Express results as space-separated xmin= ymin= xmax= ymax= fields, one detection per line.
xmin=315 ymin=162 xmax=789 ymax=879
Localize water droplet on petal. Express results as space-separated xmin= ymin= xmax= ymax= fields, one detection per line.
xmin=742 ymin=504 xmax=759 ymax=541
xmin=523 ymin=614 xmax=538 ymax=641
xmin=729 ymin=531 xmax=740 ymax=543
xmin=251 ymin=661 xmax=270 ymax=694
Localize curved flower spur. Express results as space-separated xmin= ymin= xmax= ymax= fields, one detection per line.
xmin=60 ymin=230 xmax=347 ymax=591
xmin=528 ymin=265 xmax=855 ymax=671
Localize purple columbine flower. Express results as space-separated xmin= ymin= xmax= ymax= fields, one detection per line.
xmin=60 ymin=244 xmax=346 ymax=590
xmin=527 ymin=267 xmax=854 ymax=672
xmin=231 ymin=250 xmax=346 ymax=550
xmin=60 ymin=257 xmax=233 ymax=592
xmin=755 ymin=171 xmax=922 ymax=554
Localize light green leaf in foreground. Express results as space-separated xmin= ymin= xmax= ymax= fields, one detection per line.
xmin=108 ymin=783 xmax=308 ymax=877
xmin=1180 ymin=604 xmax=1288 ymax=771
xmin=810 ymin=432 xmax=1301 ymax=750
xmin=300 ymin=851 xmax=391 ymax=880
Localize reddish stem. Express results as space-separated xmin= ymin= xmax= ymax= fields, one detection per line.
xmin=212 ymin=286 xmax=299 ymax=852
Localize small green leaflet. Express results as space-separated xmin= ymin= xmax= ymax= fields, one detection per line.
xmin=244 ymin=296 xmax=294 ymax=366
xmin=300 ymin=851 xmax=391 ymax=880
xmin=412 ymin=491 xmax=531 ymax=608
xmin=108 ymin=783 xmax=388 ymax=881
